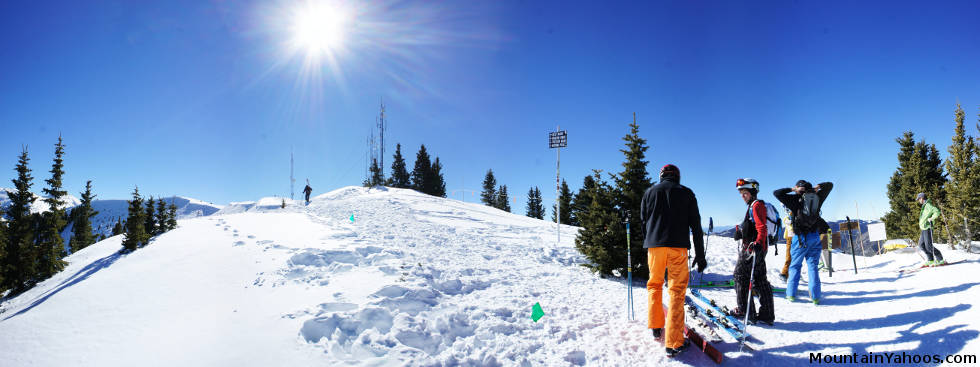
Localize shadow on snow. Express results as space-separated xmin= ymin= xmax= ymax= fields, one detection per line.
xmin=3 ymin=251 xmax=122 ymax=321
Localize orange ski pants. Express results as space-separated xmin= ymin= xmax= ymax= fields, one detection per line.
xmin=646 ymin=247 xmax=689 ymax=349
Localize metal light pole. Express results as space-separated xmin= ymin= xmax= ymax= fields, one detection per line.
xmin=549 ymin=127 xmax=567 ymax=246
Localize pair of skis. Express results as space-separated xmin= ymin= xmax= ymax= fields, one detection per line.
xmin=898 ymin=259 xmax=964 ymax=274
xmin=691 ymin=279 xmax=787 ymax=293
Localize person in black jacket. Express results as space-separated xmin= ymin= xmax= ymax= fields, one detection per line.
xmin=640 ymin=164 xmax=707 ymax=357
xmin=303 ymin=180 xmax=313 ymax=204
xmin=774 ymin=180 xmax=833 ymax=304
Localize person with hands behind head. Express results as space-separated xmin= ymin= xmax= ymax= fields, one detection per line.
xmin=774 ymin=179 xmax=833 ymax=305
xmin=641 ymin=164 xmax=706 ymax=358
xmin=732 ymin=178 xmax=775 ymax=325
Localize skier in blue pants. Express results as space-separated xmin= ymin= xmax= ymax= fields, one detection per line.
xmin=788 ymin=231 xmax=823 ymax=302
xmin=774 ymin=180 xmax=833 ymax=304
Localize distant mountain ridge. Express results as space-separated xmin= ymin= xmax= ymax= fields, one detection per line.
xmin=1 ymin=188 xmax=223 ymax=248
xmin=713 ymin=219 xmax=884 ymax=255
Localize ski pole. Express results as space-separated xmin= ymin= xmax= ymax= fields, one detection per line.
xmin=846 ymin=217 xmax=858 ymax=274
xmin=626 ymin=217 xmax=634 ymax=321
xmin=740 ymin=249 xmax=756 ymax=352
xmin=827 ymin=227 xmax=833 ymax=278
xmin=701 ymin=217 xmax=713 ymax=286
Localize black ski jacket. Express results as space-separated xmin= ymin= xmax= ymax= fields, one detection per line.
xmin=773 ymin=182 xmax=833 ymax=235
xmin=640 ymin=177 xmax=705 ymax=257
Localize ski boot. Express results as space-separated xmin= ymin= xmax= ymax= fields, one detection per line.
xmin=665 ymin=339 xmax=690 ymax=358
xmin=651 ymin=328 xmax=663 ymax=339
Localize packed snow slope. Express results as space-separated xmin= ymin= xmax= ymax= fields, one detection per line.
xmin=1 ymin=186 xmax=979 ymax=366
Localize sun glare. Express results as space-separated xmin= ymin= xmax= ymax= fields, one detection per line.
xmin=290 ymin=1 xmax=350 ymax=58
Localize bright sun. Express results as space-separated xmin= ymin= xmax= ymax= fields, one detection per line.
xmin=290 ymin=1 xmax=350 ymax=57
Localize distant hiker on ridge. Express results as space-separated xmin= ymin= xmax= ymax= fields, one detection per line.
xmin=731 ymin=178 xmax=775 ymax=325
xmin=916 ymin=192 xmax=945 ymax=266
xmin=774 ymin=180 xmax=833 ymax=305
xmin=303 ymin=180 xmax=313 ymax=204
xmin=641 ymin=164 xmax=707 ymax=357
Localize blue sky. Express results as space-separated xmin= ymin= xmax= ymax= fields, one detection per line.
xmin=2 ymin=0 xmax=980 ymax=227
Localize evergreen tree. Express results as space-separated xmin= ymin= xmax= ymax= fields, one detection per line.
xmin=972 ymin=111 xmax=980 ymax=241
xmin=551 ymin=179 xmax=573 ymax=224
xmin=144 ymin=196 xmax=157 ymax=237
xmin=121 ymin=187 xmax=148 ymax=252
xmin=364 ymin=158 xmax=384 ymax=187
xmin=613 ymin=116 xmax=653 ymax=272
xmin=480 ymin=170 xmax=497 ymax=206
xmin=569 ymin=174 xmax=598 ymax=227
xmin=387 ymin=143 xmax=411 ymax=188
xmin=166 ymin=201 xmax=178 ymax=231
xmin=495 ymin=185 xmax=511 ymax=212
xmin=574 ymin=171 xmax=628 ymax=277
xmin=883 ymin=132 xmax=948 ymax=242
xmin=3 ymin=147 xmax=37 ymax=293
xmin=526 ymin=186 xmax=544 ymax=219
xmin=36 ymin=136 xmax=68 ymax=281
xmin=0 ymin=203 xmax=7 ymax=292
xmin=430 ymin=157 xmax=447 ymax=197
xmin=411 ymin=145 xmax=432 ymax=193
xmin=945 ymin=103 xmax=979 ymax=246
xmin=69 ymin=180 xmax=98 ymax=253
xmin=155 ymin=198 xmax=168 ymax=236
xmin=112 ymin=217 xmax=124 ymax=236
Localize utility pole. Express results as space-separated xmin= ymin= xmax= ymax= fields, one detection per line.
xmin=378 ymin=98 xmax=387 ymax=178
xmin=549 ymin=126 xmax=567 ymax=246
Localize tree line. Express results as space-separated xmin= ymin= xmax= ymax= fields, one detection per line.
xmin=364 ymin=143 xmax=446 ymax=197
xmin=1 ymin=136 xmax=178 ymax=297
xmin=475 ymin=120 xmax=650 ymax=279
xmin=883 ymin=103 xmax=980 ymax=250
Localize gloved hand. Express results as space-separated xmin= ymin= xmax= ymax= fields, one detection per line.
xmin=694 ymin=256 xmax=707 ymax=273
xmin=733 ymin=227 xmax=742 ymax=241
xmin=748 ymin=241 xmax=760 ymax=251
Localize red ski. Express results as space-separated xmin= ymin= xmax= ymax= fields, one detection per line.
xmin=662 ymin=304 xmax=724 ymax=364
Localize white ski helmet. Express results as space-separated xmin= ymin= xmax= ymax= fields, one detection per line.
xmin=736 ymin=178 xmax=759 ymax=193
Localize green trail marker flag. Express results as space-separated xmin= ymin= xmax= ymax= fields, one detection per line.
xmin=531 ymin=302 xmax=545 ymax=322
xmin=350 ymin=214 xmax=355 ymax=222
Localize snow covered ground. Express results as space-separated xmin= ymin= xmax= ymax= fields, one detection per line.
xmin=1 ymin=186 xmax=978 ymax=366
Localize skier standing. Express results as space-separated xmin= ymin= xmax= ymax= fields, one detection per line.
xmin=641 ymin=164 xmax=707 ymax=357
xmin=916 ymin=192 xmax=945 ymax=266
xmin=303 ymin=180 xmax=313 ymax=204
xmin=732 ymin=178 xmax=775 ymax=325
xmin=774 ymin=180 xmax=833 ymax=304
xmin=779 ymin=207 xmax=793 ymax=282
xmin=820 ymin=229 xmax=834 ymax=273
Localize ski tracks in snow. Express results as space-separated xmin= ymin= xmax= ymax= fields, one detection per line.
xmin=208 ymin=188 xmax=689 ymax=365
xmin=228 ymin=188 xmax=614 ymax=365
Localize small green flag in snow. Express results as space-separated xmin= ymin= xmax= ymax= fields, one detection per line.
xmin=531 ymin=302 xmax=545 ymax=322
xmin=350 ymin=214 xmax=355 ymax=222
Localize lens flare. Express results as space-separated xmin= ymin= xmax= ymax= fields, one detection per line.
xmin=290 ymin=2 xmax=349 ymax=57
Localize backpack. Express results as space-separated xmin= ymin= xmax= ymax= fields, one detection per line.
xmin=750 ymin=200 xmax=782 ymax=245
xmin=795 ymin=192 xmax=822 ymax=230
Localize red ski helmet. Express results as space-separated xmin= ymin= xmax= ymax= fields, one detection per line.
xmin=660 ymin=164 xmax=680 ymax=180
